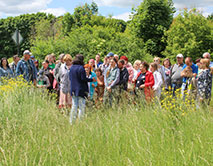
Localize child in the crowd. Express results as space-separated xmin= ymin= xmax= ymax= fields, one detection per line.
xmin=89 ymin=59 xmax=95 ymax=72
xmin=182 ymin=66 xmax=193 ymax=78
xmin=84 ymin=64 xmax=97 ymax=100
xmin=181 ymin=57 xmax=198 ymax=98
xmin=150 ymin=63 xmax=163 ymax=98
xmin=181 ymin=66 xmax=193 ymax=95
xmin=95 ymin=68 xmax=105 ymax=103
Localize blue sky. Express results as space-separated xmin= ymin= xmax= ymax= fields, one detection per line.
xmin=0 ymin=0 xmax=212 ymax=21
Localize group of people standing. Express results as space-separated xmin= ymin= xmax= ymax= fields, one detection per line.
xmin=0 ymin=50 xmax=212 ymax=124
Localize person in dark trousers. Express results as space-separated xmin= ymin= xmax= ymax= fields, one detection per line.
xmin=117 ymin=59 xmax=129 ymax=92
xmin=69 ymin=54 xmax=96 ymax=124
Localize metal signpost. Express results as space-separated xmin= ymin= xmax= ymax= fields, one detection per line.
xmin=12 ymin=29 xmax=23 ymax=57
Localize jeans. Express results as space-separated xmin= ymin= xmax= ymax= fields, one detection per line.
xmin=172 ymin=83 xmax=182 ymax=97
xmin=181 ymin=83 xmax=187 ymax=100
xmin=70 ymin=96 xmax=86 ymax=124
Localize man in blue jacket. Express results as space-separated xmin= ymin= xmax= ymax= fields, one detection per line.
xmin=16 ymin=50 xmax=37 ymax=85
xmin=69 ymin=54 xmax=96 ymax=124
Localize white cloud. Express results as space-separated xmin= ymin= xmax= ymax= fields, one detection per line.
xmin=203 ymin=12 xmax=211 ymax=17
xmin=113 ymin=12 xmax=132 ymax=21
xmin=94 ymin=0 xmax=141 ymax=8
xmin=0 ymin=0 xmax=52 ymax=16
xmin=95 ymin=0 xmax=213 ymax=9
xmin=174 ymin=0 xmax=213 ymax=9
xmin=40 ymin=8 xmax=67 ymax=17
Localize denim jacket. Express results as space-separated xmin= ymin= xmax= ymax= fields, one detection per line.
xmin=104 ymin=66 xmax=120 ymax=89
xmin=16 ymin=59 xmax=37 ymax=82
xmin=0 ymin=67 xmax=13 ymax=79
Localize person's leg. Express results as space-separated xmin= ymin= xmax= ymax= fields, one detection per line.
xmin=103 ymin=89 xmax=110 ymax=107
xmin=59 ymin=90 xmax=66 ymax=109
xmin=172 ymin=83 xmax=176 ymax=97
xmin=181 ymin=83 xmax=186 ymax=99
xmin=103 ymin=89 xmax=108 ymax=105
xmin=109 ymin=92 xmax=113 ymax=107
xmin=78 ymin=97 xmax=86 ymax=121
xmin=70 ymin=96 xmax=78 ymax=124
xmin=67 ymin=93 xmax=72 ymax=107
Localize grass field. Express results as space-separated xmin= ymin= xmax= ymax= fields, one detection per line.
xmin=0 ymin=78 xmax=213 ymax=166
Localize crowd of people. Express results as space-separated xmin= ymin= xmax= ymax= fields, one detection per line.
xmin=0 ymin=50 xmax=212 ymax=124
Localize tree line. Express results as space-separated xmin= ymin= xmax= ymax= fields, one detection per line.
xmin=0 ymin=0 xmax=212 ymax=62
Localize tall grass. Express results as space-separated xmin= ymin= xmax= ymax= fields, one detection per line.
xmin=0 ymin=79 xmax=213 ymax=166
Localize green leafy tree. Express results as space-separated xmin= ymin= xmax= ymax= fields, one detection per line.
xmin=90 ymin=15 xmax=127 ymax=32
xmin=73 ymin=2 xmax=98 ymax=27
xmin=31 ymin=16 xmax=62 ymax=42
xmin=61 ymin=12 xmax=75 ymax=36
xmin=163 ymin=9 xmax=213 ymax=61
xmin=0 ymin=13 xmax=53 ymax=58
xmin=130 ymin=0 xmax=175 ymax=57
xmin=31 ymin=25 xmax=151 ymax=62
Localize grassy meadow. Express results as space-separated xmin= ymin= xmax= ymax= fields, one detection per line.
xmin=0 ymin=78 xmax=213 ymax=166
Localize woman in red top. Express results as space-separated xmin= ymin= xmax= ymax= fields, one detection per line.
xmin=135 ymin=62 xmax=155 ymax=102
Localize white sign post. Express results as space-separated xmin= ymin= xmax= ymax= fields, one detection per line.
xmin=12 ymin=29 xmax=23 ymax=56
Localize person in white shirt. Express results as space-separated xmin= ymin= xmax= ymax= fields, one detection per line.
xmin=133 ymin=60 xmax=141 ymax=80
xmin=150 ymin=62 xmax=163 ymax=98
xmin=153 ymin=57 xmax=166 ymax=87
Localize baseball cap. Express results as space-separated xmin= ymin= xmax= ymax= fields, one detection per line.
xmin=106 ymin=52 xmax=114 ymax=58
xmin=23 ymin=50 xmax=31 ymax=55
xmin=31 ymin=55 xmax=35 ymax=59
xmin=120 ymin=56 xmax=128 ymax=62
xmin=176 ymin=54 xmax=183 ymax=58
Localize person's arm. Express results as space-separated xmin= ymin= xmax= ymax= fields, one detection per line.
xmin=109 ymin=69 xmax=120 ymax=88
xmin=169 ymin=65 xmax=174 ymax=78
xmin=145 ymin=73 xmax=155 ymax=87
xmin=161 ymin=65 xmax=166 ymax=82
xmin=0 ymin=69 xmax=3 ymax=78
xmin=54 ymin=63 xmax=61 ymax=82
xmin=181 ymin=70 xmax=186 ymax=77
xmin=30 ymin=60 xmax=37 ymax=81
xmin=46 ymin=77 xmax=51 ymax=88
xmin=104 ymin=68 xmax=108 ymax=87
xmin=193 ymin=65 xmax=198 ymax=77
xmin=210 ymin=67 xmax=213 ymax=74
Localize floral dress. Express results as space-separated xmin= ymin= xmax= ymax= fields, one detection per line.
xmin=197 ymin=69 xmax=212 ymax=99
